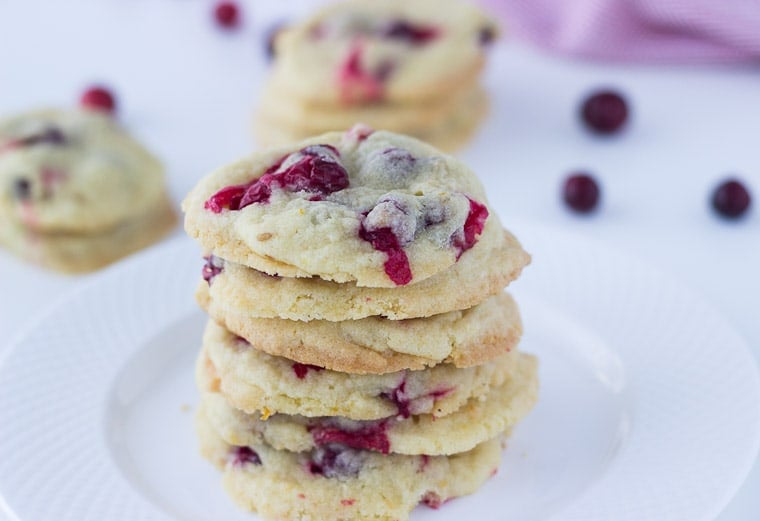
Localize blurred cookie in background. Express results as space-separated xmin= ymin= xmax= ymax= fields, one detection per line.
xmin=255 ymin=0 xmax=498 ymax=152
xmin=0 ymin=108 xmax=177 ymax=273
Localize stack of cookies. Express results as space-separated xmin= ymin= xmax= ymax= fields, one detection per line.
xmin=256 ymin=0 xmax=498 ymax=152
xmin=0 ymin=108 xmax=176 ymax=272
xmin=183 ymin=126 xmax=537 ymax=521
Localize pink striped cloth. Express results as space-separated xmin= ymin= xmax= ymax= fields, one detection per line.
xmin=477 ymin=0 xmax=760 ymax=62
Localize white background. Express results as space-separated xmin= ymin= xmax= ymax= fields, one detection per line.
xmin=0 ymin=0 xmax=758 ymax=519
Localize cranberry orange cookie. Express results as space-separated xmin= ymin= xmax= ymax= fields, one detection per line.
xmin=271 ymin=0 xmax=497 ymax=105
xmin=254 ymin=0 xmax=498 ymax=151
xmin=197 ymin=291 xmax=522 ymax=374
xmin=197 ymin=226 xmax=527 ymax=323
xmin=200 ymin=352 xmax=537 ymax=455
xmin=197 ymin=407 xmax=506 ymax=521
xmin=0 ymin=109 xmax=176 ymax=272
xmin=184 ymin=128 xmax=515 ymax=288
xmin=197 ymin=320 xmax=519 ymax=419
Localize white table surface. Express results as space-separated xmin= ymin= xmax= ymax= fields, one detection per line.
xmin=0 ymin=1 xmax=758 ymax=519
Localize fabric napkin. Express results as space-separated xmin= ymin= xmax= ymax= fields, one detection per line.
xmin=478 ymin=0 xmax=760 ymax=62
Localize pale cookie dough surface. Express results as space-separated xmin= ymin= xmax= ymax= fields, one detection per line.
xmin=198 ymin=291 xmax=521 ymax=374
xmin=198 ymin=321 xmax=520 ymax=420
xmin=255 ymin=88 xmax=489 ymax=153
xmin=197 ymin=228 xmax=530 ymax=322
xmin=271 ymin=0 xmax=498 ymax=105
xmin=184 ymin=129 xmax=496 ymax=288
xmin=200 ymin=352 xmax=538 ymax=455
xmin=257 ymin=79 xmax=481 ymax=138
xmin=0 ymin=108 xmax=167 ymax=233
xmin=0 ymin=194 xmax=177 ymax=273
xmin=197 ymin=407 xmax=505 ymax=521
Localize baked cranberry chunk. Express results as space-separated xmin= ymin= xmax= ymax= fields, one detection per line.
xmin=204 ymin=146 xmax=348 ymax=212
xmin=359 ymin=223 xmax=412 ymax=286
xmin=452 ymin=197 xmax=488 ymax=258
xmin=382 ymin=20 xmax=439 ymax=45
xmin=202 ymin=255 xmax=224 ymax=284
xmin=308 ymin=445 xmax=367 ymax=478
xmin=310 ymin=421 xmax=390 ymax=454
xmin=229 ymin=446 xmax=261 ymax=467
xmin=292 ymin=362 xmax=324 ymax=379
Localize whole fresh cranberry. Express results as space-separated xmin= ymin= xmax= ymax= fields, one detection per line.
xmin=711 ymin=179 xmax=751 ymax=219
xmin=580 ymin=90 xmax=628 ymax=135
xmin=214 ymin=1 xmax=240 ymax=29
xmin=562 ymin=173 xmax=600 ymax=213
xmin=80 ymin=86 xmax=117 ymax=114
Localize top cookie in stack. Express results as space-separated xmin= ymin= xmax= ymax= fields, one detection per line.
xmin=256 ymin=0 xmax=498 ymax=152
xmin=183 ymin=126 xmax=536 ymax=521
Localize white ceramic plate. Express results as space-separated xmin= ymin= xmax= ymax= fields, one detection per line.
xmin=0 ymin=222 xmax=758 ymax=521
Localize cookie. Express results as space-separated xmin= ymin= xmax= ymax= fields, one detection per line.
xmin=270 ymin=0 xmax=498 ymax=105
xmin=197 ymin=406 xmax=506 ymax=521
xmin=0 ymin=108 xmax=168 ymax=234
xmin=196 ymin=226 xmax=529 ymax=322
xmin=257 ymin=80 xmax=481 ymax=138
xmin=197 ymin=288 xmax=521 ymax=374
xmin=197 ymin=320 xmax=522 ymax=419
xmin=200 ymin=352 xmax=538 ymax=455
xmin=255 ymin=88 xmax=489 ymax=153
xmin=0 ymin=193 xmax=176 ymax=273
xmin=183 ymin=128 xmax=502 ymax=288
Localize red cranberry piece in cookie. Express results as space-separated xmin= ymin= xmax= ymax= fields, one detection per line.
xmin=359 ymin=223 xmax=412 ymax=286
xmin=12 ymin=178 xmax=32 ymax=200
xmin=451 ymin=197 xmax=488 ymax=258
xmin=712 ymin=179 xmax=751 ymax=219
xmin=421 ymin=492 xmax=451 ymax=509
xmin=80 ymin=85 xmax=117 ymax=114
xmin=310 ymin=421 xmax=390 ymax=454
xmin=581 ymin=90 xmax=628 ymax=135
xmin=204 ymin=184 xmax=249 ymax=212
xmin=382 ymin=20 xmax=439 ymax=45
xmin=337 ymin=43 xmax=386 ymax=103
xmin=202 ymin=255 xmax=224 ymax=284
xmin=380 ymin=379 xmax=454 ymax=418
xmin=205 ymin=145 xmax=349 ymax=212
xmin=292 ymin=362 xmax=324 ymax=379
xmin=228 ymin=446 xmax=261 ymax=467
xmin=344 ymin=123 xmax=374 ymax=142
xmin=308 ymin=445 xmax=367 ymax=478
xmin=17 ymin=127 xmax=67 ymax=148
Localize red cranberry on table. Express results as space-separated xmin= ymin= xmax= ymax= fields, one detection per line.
xmin=580 ymin=90 xmax=628 ymax=135
xmin=214 ymin=1 xmax=240 ymax=29
xmin=711 ymin=179 xmax=751 ymax=219
xmin=562 ymin=173 xmax=601 ymax=214
xmin=80 ymin=86 xmax=117 ymax=114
